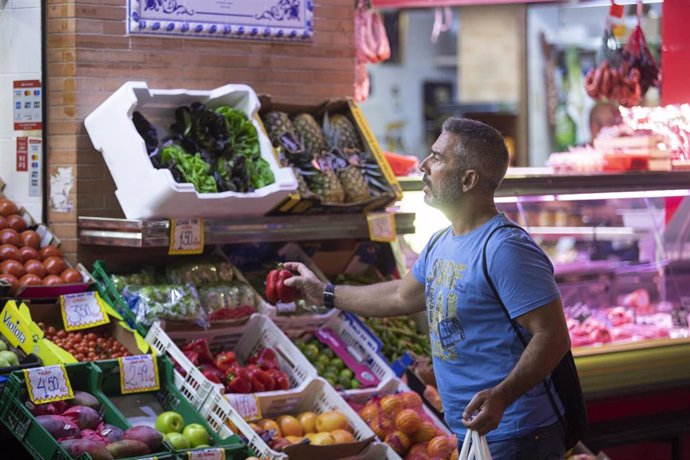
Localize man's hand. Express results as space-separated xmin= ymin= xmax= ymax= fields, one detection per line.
xmin=461 ymin=388 xmax=509 ymax=436
xmin=283 ymin=262 xmax=327 ymax=308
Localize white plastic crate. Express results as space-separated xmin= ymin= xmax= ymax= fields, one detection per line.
xmin=84 ymin=81 xmax=298 ymax=219
xmin=146 ymin=322 xmax=224 ymax=409
xmin=285 ymin=312 xmax=396 ymax=398
xmin=201 ymin=378 xmax=378 ymax=460
xmin=148 ymin=314 xmax=317 ymax=398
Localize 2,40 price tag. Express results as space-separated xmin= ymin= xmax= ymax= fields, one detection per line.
xmin=226 ymin=394 xmax=262 ymax=422
xmin=118 ymin=355 xmax=160 ymax=394
xmin=24 ymin=365 xmax=74 ymax=404
xmin=60 ymin=292 xmax=110 ymax=331
xmin=169 ymin=218 xmax=204 ymax=255
xmin=366 ymin=212 xmax=397 ymax=243
xmin=188 ymin=448 xmax=226 ymax=460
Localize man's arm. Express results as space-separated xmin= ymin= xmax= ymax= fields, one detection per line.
xmin=462 ymin=297 xmax=571 ymax=435
xmin=283 ymin=262 xmax=426 ymax=317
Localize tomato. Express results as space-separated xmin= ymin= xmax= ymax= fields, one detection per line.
xmin=19 ymin=273 xmax=41 ymax=286
xmin=0 ymin=244 xmax=22 ymax=262
xmin=0 ymin=273 xmax=19 ymax=295
xmin=19 ymin=246 xmax=39 ymax=262
xmin=43 ymin=256 xmax=66 ymax=276
xmin=39 ymin=245 xmax=62 ymax=260
xmin=86 ymin=332 xmax=97 ymax=341
xmin=1 ymin=259 xmax=25 ymax=278
xmin=19 ymin=230 xmax=40 ymax=249
xmin=42 ymin=275 xmax=64 ymax=286
xmin=0 ymin=229 xmax=19 ymax=246
xmin=56 ymin=329 xmax=66 ymax=338
xmin=6 ymin=215 xmax=27 ymax=233
xmin=0 ymin=199 xmax=18 ymax=217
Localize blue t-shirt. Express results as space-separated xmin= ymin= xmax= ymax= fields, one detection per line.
xmin=412 ymin=213 xmax=563 ymax=441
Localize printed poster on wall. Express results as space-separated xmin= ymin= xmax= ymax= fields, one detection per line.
xmin=13 ymin=80 xmax=42 ymax=131
xmin=128 ymin=0 xmax=313 ymax=42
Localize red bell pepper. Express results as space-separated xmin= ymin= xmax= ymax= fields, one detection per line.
xmin=249 ymin=367 xmax=275 ymax=392
xmin=199 ymin=364 xmax=224 ymax=385
xmin=256 ymin=347 xmax=280 ymax=371
xmin=226 ymin=367 xmax=252 ymax=394
xmin=214 ymin=351 xmax=237 ymax=374
xmin=182 ymin=339 xmax=215 ymax=365
xmin=267 ymin=368 xmax=290 ymax=390
xmin=183 ymin=350 xmax=200 ymax=367
xmin=265 ymin=265 xmax=297 ymax=304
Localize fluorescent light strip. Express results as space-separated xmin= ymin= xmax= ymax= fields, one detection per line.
xmin=529 ymin=226 xmax=635 ymax=236
xmin=556 ymin=189 xmax=690 ymax=201
xmin=495 ymin=195 xmax=556 ymax=203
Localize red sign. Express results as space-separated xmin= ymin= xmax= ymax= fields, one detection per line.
xmin=16 ymin=137 xmax=28 ymax=172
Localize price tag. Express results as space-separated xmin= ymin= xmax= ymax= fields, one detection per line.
xmin=24 ymin=365 xmax=74 ymax=404
xmin=169 ymin=218 xmax=204 ymax=255
xmin=60 ymin=292 xmax=110 ymax=331
xmin=226 ymin=394 xmax=262 ymax=421
xmin=188 ymin=448 xmax=225 ymax=460
xmin=118 ymin=355 xmax=160 ymax=394
xmin=366 ymin=212 xmax=397 ymax=242
xmin=609 ymin=2 xmax=624 ymax=18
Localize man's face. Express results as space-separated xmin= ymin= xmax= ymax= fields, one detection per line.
xmin=419 ymin=131 xmax=464 ymax=210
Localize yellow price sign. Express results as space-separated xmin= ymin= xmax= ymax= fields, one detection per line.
xmin=118 ymin=355 xmax=160 ymax=394
xmin=169 ymin=218 xmax=204 ymax=255
xmin=24 ymin=365 xmax=74 ymax=404
xmin=366 ymin=212 xmax=397 ymax=242
xmin=60 ymin=292 xmax=110 ymax=331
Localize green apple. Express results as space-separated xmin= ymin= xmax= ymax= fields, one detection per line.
xmin=0 ymin=357 xmax=10 ymax=368
xmin=182 ymin=423 xmax=210 ymax=448
xmin=165 ymin=432 xmax=191 ymax=450
xmin=0 ymin=351 xmax=18 ymax=366
xmin=195 ymin=444 xmax=210 ymax=448
xmin=155 ymin=411 xmax=184 ymax=434
xmin=0 ymin=341 xmax=7 ymax=351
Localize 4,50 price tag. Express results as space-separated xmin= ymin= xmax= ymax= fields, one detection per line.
xmin=60 ymin=291 xmax=110 ymax=331
xmin=226 ymin=394 xmax=262 ymax=422
xmin=366 ymin=212 xmax=397 ymax=243
xmin=188 ymin=448 xmax=225 ymax=460
xmin=169 ymin=217 xmax=204 ymax=255
xmin=118 ymin=355 xmax=160 ymax=394
xmin=24 ymin=365 xmax=74 ymax=404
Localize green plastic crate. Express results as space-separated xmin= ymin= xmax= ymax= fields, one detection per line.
xmin=91 ymin=260 xmax=149 ymax=337
xmin=0 ymin=361 xmax=176 ymax=460
xmin=94 ymin=355 xmax=252 ymax=460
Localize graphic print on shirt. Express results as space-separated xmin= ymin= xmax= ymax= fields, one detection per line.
xmin=427 ymin=258 xmax=467 ymax=361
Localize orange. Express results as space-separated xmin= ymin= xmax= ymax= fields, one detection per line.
xmin=257 ymin=418 xmax=282 ymax=437
xmin=277 ymin=415 xmax=304 ymax=437
xmin=297 ymin=411 xmax=318 ymax=434
xmin=330 ymin=428 xmax=355 ymax=444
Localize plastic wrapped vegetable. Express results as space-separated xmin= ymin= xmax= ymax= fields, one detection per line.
xmin=122 ymin=284 xmax=205 ymax=327
xmin=111 ymin=268 xmax=157 ymax=292
xmin=165 ymin=260 xmax=235 ymax=286
xmin=198 ymin=281 xmax=257 ymax=312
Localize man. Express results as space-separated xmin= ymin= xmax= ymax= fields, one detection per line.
xmin=589 ymin=101 xmax=621 ymax=143
xmin=284 ymin=118 xmax=571 ymax=459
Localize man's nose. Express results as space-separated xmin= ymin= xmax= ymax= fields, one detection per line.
xmin=419 ymin=155 xmax=430 ymax=173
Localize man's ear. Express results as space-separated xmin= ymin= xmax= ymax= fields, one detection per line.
xmin=462 ymin=169 xmax=480 ymax=192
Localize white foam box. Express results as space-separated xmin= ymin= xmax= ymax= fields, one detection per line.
xmin=84 ymin=81 xmax=298 ymax=219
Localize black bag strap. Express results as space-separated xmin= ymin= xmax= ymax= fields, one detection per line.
xmin=424 ymin=226 xmax=451 ymax=265
xmin=481 ymin=224 xmax=568 ymax=433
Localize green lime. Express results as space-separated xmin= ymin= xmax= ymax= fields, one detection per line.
xmin=321 ymin=348 xmax=335 ymax=359
xmin=308 ymin=339 xmax=321 ymax=350
xmin=323 ymin=371 xmax=338 ymax=382
xmin=324 ymin=366 xmax=338 ymax=376
xmin=314 ymin=362 xmax=326 ymax=375
xmin=304 ymin=344 xmax=319 ymax=362
xmin=350 ymin=379 xmax=361 ymax=389
xmin=330 ymin=358 xmax=345 ymax=371
xmin=325 ymin=377 xmax=337 ymax=387
xmin=339 ymin=368 xmax=354 ymax=380
xmin=338 ymin=374 xmax=352 ymax=388
xmin=317 ymin=354 xmax=331 ymax=366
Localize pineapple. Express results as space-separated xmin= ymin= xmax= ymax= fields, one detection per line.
xmin=293 ymin=113 xmax=328 ymax=158
xmin=324 ymin=113 xmax=363 ymax=151
xmin=263 ymin=111 xmax=297 ymax=146
xmin=338 ymin=164 xmax=371 ymax=202
xmin=308 ymin=169 xmax=345 ymax=204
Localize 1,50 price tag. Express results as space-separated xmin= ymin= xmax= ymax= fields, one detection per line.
xmin=188 ymin=448 xmax=225 ymax=460
xmin=226 ymin=394 xmax=262 ymax=422
xmin=366 ymin=212 xmax=397 ymax=242
xmin=60 ymin=291 xmax=110 ymax=331
xmin=118 ymin=355 xmax=160 ymax=394
xmin=24 ymin=365 xmax=74 ymax=404
xmin=169 ymin=218 xmax=204 ymax=255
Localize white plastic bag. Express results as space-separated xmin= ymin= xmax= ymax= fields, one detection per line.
xmin=459 ymin=429 xmax=493 ymax=460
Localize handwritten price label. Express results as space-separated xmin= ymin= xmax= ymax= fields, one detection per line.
xmin=226 ymin=394 xmax=262 ymax=421
xmin=60 ymin=292 xmax=110 ymax=331
xmin=366 ymin=212 xmax=397 ymax=242
xmin=118 ymin=355 xmax=160 ymax=394
xmin=169 ymin=218 xmax=204 ymax=255
xmin=24 ymin=365 xmax=74 ymax=404
xmin=188 ymin=448 xmax=225 ymax=460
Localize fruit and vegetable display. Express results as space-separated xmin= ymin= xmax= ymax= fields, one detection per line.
xmin=350 ymin=391 xmax=455 ymax=459
xmin=179 ymin=338 xmax=290 ymax=394
xmin=248 ymin=409 xmax=359 ymax=451
xmin=132 ymin=102 xmax=275 ymax=194
xmin=109 ymin=259 xmax=258 ymax=327
xmin=0 ymin=197 xmax=84 ymax=295
xmin=27 ymin=390 xmax=170 ymax=459
xmin=261 ymin=110 xmax=391 ymax=204
xmin=362 ymin=316 xmax=430 ymax=363
xmin=39 ymin=324 xmax=132 ymax=362
xmin=0 ymin=338 xmax=21 ymax=368
xmin=295 ymin=336 xmax=364 ymax=391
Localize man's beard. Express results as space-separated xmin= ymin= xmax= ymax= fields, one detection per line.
xmin=423 ymin=173 xmax=463 ymax=210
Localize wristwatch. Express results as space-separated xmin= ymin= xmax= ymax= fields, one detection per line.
xmin=323 ymin=283 xmax=336 ymax=310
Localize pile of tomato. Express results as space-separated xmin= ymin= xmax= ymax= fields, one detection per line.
xmin=38 ymin=323 xmax=132 ymax=361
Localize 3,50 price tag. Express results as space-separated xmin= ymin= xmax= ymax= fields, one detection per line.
xmin=60 ymin=291 xmax=110 ymax=331
xmin=226 ymin=394 xmax=262 ymax=422
xmin=24 ymin=365 xmax=74 ymax=404
xmin=118 ymin=355 xmax=160 ymax=394
xmin=188 ymin=448 xmax=225 ymax=460
xmin=366 ymin=212 xmax=397 ymax=243
xmin=169 ymin=217 xmax=204 ymax=255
